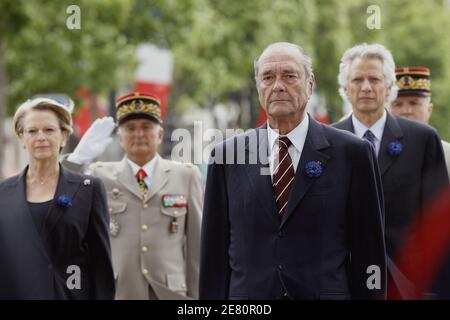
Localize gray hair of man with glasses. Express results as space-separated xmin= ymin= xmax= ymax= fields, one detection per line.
xmin=254 ymin=42 xmax=314 ymax=83
xmin=338 ymin=43 xmax=399 ymax=106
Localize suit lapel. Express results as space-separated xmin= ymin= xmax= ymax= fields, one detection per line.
xmin=378 ymin=112 xmax=403 ymax=176
xmin=244 ymin=125 xmax=280 ymax=225
xmin=144 ymin=155 xmax=169 ymax=203
xmin=42 ymin=165 xmax=82 ymax=240
xmin=117 ymin=157 xmax=143 ymax=200
xmin=16 ymin=167 xmax=51 ymax=261
xmin=280 ymin=117 xmax=331 ymax=229
xmin=338 ymin=115 xmax=354 ymax=132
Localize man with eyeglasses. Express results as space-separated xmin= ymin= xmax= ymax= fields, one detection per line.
xmin=63 ymin=92 xmax=203 ymax=300
xmin=200 ymin=42 xmax=386 ymax=300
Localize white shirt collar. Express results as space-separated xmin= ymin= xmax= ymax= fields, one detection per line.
xmin=127 ymin=155 xmax=158 ymax=179
xmin=267 ymin=113 xmax=309 ymax=154
xmin=351 ymin=109 xmax=387 ymax=141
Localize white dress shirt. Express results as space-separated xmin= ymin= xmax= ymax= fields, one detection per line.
xmin=352 ymin=110 xmax=387 ymax=157
xmin=267 ymin=114 xmax=309 ymax=180
xmin=127 ymin=156 xmax=158 ymax=188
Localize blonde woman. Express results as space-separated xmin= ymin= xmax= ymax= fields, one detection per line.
xmin=0 ymin=98 xmax=115 ymax=299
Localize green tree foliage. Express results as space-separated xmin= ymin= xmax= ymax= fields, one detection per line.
xmin=2 ymin=0 xmax=450 ymax=138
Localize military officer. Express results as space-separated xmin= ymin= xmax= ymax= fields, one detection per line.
xmin=390 ymin=67 xmax=450 ymax=178
xmin=64 ymin=92 xmax=203 ymax=300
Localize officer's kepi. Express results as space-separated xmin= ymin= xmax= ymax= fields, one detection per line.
xmin=115 ymin=92 xmax=162 ymax=125
xmin=395 ymin=67 xmax=431 ymax=97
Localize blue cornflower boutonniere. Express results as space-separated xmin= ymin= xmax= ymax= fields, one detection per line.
xmin=57 ymin=195 xmax=72 ymax=208
xmin=387 ymin=141 xmax=403 ymax=156
xmin=305 ymin=161 xmax=323 ymax=178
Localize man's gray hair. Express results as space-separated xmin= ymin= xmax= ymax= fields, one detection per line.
xmin=254 ymin=42 xmax=313 ymax=82
xmin=338 ymin=43 xmax=399 ymax=105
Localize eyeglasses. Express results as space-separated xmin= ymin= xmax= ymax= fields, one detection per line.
xmin=23 ymin=127 xmax=60 ymax=137
xmin=259 ymin=73 xmax=301 ymax=86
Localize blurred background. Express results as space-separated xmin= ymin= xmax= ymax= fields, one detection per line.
xmin=1 ymin=0 xmax=450 ymax=179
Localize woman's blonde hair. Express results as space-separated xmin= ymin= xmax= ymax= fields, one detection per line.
xmin=13 ymin=98 xmax=73 ymax=137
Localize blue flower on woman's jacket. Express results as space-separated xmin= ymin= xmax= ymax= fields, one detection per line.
xmin=57 ymin=194 xmax=72 ymax=208
xmin=305 ymin=161 xmax=323 ymax=178
xmin=387 ymin=141 xmax=403 ymax=156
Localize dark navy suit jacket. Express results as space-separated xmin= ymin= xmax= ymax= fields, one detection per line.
xmin=200 ymin=116 xmax=387 ymax=300
xmin=333 ymin=112 xmax=449 ymax=298
xmin=0 ymin=165 xmax=115 ymax=299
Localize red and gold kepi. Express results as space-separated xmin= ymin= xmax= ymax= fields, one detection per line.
xmin=395 ymin=67 xmax=431 ymax=97
xmin=115 ymin=92 xmax=162 ymax=125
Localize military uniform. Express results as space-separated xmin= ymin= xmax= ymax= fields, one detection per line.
xmin=86 ymin=155 xmax=202 ymax=300
xmin=395 ymin=67 xmax=450 ymax=180
xmin=63 ymin=92 xmax=203 ymax=299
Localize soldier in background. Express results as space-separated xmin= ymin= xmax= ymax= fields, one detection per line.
xmin=64 ymin=92 xmax=203 ymax=300
xmin=390 ymin=67 xmax=450 ymax=178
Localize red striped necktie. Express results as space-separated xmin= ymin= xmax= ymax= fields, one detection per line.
xmin=272 ymin=136 xmax=295 ymax=217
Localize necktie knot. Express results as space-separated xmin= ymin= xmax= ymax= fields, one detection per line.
xmin=136 ymin=168 xmax=147 ymax=181
xmin=278 ymin=136 xmax=292 ymax=150
xmin=363 ymin=130 xmax=376 ymax=143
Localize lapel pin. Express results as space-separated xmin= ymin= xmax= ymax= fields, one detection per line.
xmin=305 ymin=161 xmax=323 ymax=178
xmin=387 ymin=141 xmax=403 ymax=156
xmin=57 ymin=194 xmax=73 ymax=208
xmin=84 ymin=179 xmax=91 ymax=186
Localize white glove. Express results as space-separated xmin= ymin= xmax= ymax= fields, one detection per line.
xmin=67 ymin=117 xmax=116 ymax=165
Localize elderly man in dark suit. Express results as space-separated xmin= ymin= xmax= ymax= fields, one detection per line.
xmin=199 ymin=42 xmax=387 ymax=300
xmin=333 ymin=43 xmax=449 ymax=299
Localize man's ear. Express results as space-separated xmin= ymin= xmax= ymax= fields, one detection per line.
xmin=385 ymin=82 xmax=393 ymax=100
xmin=428 ymin=102 xmax=434 ymax=114
xmin=307 ymin=73 xmax=315 ymax=97
xmin=158 ymin=126 xmax=164 ymax=143
xmin=117 ymin=127 xmax=124 ymax=148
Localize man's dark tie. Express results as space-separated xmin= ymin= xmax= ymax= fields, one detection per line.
xmin=363 ymin=130 xmax=376 ymax=150
xmin=136 ymin=168 xmax=148 ymax=195
xmin=272 ymin=136 xmax=295 ymax=217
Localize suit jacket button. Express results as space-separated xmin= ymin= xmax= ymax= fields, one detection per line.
xmin=278 ymin=265 xmax=283 ymax=271
xmin=143 ymin=204 xmax=148 ymax=209
xmin=141 ymin=224 xmax=148 ymax=231
xmin=142 ymin=268 xmax=149 ymax=275
xmin=141 ymin=245 xmax=148 ymax=252
xmin=278 ymin=231 xmax=284 ymax=238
